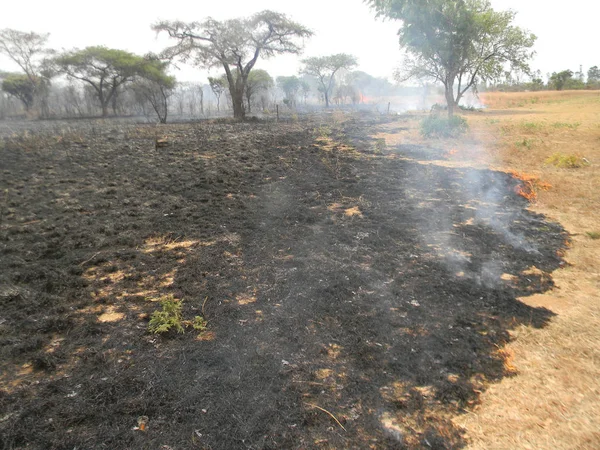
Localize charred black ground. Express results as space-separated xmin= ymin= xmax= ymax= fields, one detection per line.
xmin=0 ymin=113 xmax=567 ymax=449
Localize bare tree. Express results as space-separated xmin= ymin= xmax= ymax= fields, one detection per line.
xmin=301 ymin=54 xmax=358 ymax=107
xmin=153 ymin=11 xmax=312 ymax=119
xmin=208 ymin=76 xmax=227 ymax=112
xmin=0 ymin=28 xmax=54 ymax=116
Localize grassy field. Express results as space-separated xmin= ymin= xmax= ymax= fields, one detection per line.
xmin=379 ymin=90 xmax=600 ymax=448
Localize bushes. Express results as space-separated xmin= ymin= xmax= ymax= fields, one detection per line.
xmin=420 ymin=114 xmax=468 ymax=138
xmin=545 ymin=153 xmax=590 ymax=169
xmin=148 ymin=295 xmax=207 ymax=335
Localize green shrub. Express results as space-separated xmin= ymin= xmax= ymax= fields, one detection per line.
xmin=515 ymin=138 xmax=534 ymax=149
xmin=551 ymin=121 xmax=581 ymax=130
xmin=148 ymin=295 xmax=209 ymax=336
xmin=373 ymin=138 xmax=387 ymax=154
xmin=148 ymin=295 xmax=185 ymax=334
xmin=420 ymin=114 xmax=468 ymax=138
xmin=545 ymin=153 xmax=590 ymax=169
xmin=192 ymin=316 xmax=208 ymax=331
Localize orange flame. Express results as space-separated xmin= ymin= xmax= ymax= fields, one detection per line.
xmin=509 ymin=170 xmax=551 ymax=202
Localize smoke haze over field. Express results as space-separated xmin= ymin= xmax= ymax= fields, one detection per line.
xmin=1 ymin=0 xmax=598 ymax=82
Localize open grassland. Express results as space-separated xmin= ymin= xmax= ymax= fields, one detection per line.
xmin=378 ymin=89 xmax=600 ymax=448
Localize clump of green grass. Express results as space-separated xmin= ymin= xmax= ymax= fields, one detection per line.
xmin=515 ymin=138 xmax=534 ymax=149
xmin=521 ymin=121 xmax=546 ymax=131
xmin=420 ymin=114 xmax=468 ymax=138
xmin=148 ymin=295 xmax=207 ymax=335
xmin=458 ymin=105 xmax=481 ymax=112
xmin=551 ymin=121 xmax=581 ymax=130
xmin=586 ymin=231 xmax=600 ymax=240
xmin=373 ymin=138 xmax=387 ymax=154
xmin=545 ymin=153 xmax=590 ymax=169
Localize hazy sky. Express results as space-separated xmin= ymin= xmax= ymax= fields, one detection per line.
xmin=1 ymin=0 xmax=598 ymax=82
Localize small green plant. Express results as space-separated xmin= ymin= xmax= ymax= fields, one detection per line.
xmin=515 ymin=138 xmax=534 ymax=149
xmin=521 ymin=121 xmax=545 ymax=131
xmin=192 ymin=316 xmax=208 ymax=331
xmin=586 ymin=231 xmax=600 ymax=240
xmin=458 ymin=105 xmax=480 ymax=112
xmin=420 ymin=114 xmax=468 ymax=138
xmin=545 ymin=153 xmax=590 ymax=169
xmin=373 ymin=138 xmax=387 ymax=154
xmin=148 ymin=295 xmax=209 ymax=335
xmin=317 ymin=125 xmax=332 ymax=138
xmin=148 ymin=295 xmax=185 ymax=334
xmin=551 ymin=121 xmax=581 ymax=130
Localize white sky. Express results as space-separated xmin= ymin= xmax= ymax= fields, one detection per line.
xmin=1 ymin=0 xmax=598 ymax=82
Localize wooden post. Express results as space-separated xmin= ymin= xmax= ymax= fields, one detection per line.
xmin=276 ymin=104 xmax=279 ymax=122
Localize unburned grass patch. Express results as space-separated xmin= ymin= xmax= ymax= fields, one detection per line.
xmin=420 ymin=114 xmax=468 ymax=138
xmin=545 ymin=152 xmax=590 ymax=169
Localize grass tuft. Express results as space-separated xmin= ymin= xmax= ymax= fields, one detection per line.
xmin=545 ymin=153 xmax=590 ymax=169
xmin=420 ymin=114 xmax=468 ymax=138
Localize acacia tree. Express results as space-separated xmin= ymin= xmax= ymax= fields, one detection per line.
xmin=300 ymin=54 xmax=358 ymax=107
xmin=0 ymin=29 xmax=54 ymax=116
xmin=131 ymin=56 xmax=176 ymax=123
xmin=549 ymin=70 xmax=573 ymax=91
xmin=153 ymin=11 xmax=312 ymax=120
xmin=277 ymin=75 xmax=301 ymax=107
xmin=367 ymin=0 xmax=536 ymax=117
xmin=1 ymin=73 xmax=39 ymax=111
xmin=587 ymin=66 xmax=600 ymax=88
xmin=245 ymin=69 xmax=273 ymax=113
xmin=55 ymin=46 xmax=155 ymax=117
xmin=208 ymin=75 xmax=228 ymax=112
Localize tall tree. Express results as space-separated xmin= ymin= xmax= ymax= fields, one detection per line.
xmin=367 ymin=0 xmax=536 ymax=117
xmin=277 ymin=75 xmax=301 ymax=107
xmin=153 ymin=11 xmax=312 ymax=119
xmin=300 ymin=54 xmax=358 ymax=107
xmin=131 ymin=56 xmax=176 ymax=123
xmin=208 ymin=75 xmax=228 ymax=112
xmin=1 ymin=73 xmax=38 ymax=111
xmin=244 ymin=69 xmax=273 ymax=113
xmin=549 ymin=70 xmax=573 ymax=91
xmin=0 ymin=29 xmax=54 ymax=116
xmin=55 ymin=46 xmax=154 ymax=117
xmin=587 ymin=66 xmax=600 ymax=85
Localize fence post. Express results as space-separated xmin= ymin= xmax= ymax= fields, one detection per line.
xmin=276 ymin=104 xmax=279 ymax=122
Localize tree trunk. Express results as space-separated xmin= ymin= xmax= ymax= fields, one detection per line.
xmin=232 ymin=87 xmax=245 ymax=120
xmin=101 ymin=102 xmax=109 ymax=117
xmin=445 ymin=85 xmax=455 ymax=118
xmin=324 ymin=91 xmax=330 ymax=108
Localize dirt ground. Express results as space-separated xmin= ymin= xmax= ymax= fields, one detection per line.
xmin=0 ymin=112 xmax=569 ymax=449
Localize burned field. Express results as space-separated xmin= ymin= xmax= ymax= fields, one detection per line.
xmin=0 ymin=114 xmax=567 ymax=449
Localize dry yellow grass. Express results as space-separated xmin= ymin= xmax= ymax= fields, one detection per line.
xmin=376 ymin=90 xmax=600 ymax=449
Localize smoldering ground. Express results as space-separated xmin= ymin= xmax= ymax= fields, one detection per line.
xmin=0 ymin=113 xmax=566 ymax=449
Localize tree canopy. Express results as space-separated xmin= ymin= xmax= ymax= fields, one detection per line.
xmin=367 ymin=0 xmax=536 ymax=116
xmin=54 ymin=46 xmax=165 ymax=117
xmin=131 ymin=55 xmax=176 ymax=123
xmin=153 ymin=11 xmax=312 ymax=119
xmin=549 ymin=70 xmax=574 ymax=91
xmin=1 ymin=73 xmax=39 ymax=110
xmin=0 ymin=28 xmax=54 ymax=115
xmin=300 ymin=54 xmax=358 ymax=107
xmin=244 ymin=69 xmax=273 ymax=113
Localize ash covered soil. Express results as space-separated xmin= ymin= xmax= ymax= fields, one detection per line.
xmin=0 ymin=114 xmax=567 ymax=449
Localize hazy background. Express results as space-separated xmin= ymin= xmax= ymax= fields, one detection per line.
xmin=1 ymin=0 xmax=598 ymax=82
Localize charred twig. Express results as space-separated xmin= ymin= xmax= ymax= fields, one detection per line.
xmin=201 ymin=296 xmax=209 ymax=316
xmin=78 ymin=252 xmax=101 ymax=267
xmin=304 ymin=402 xmax=347 ymax=432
